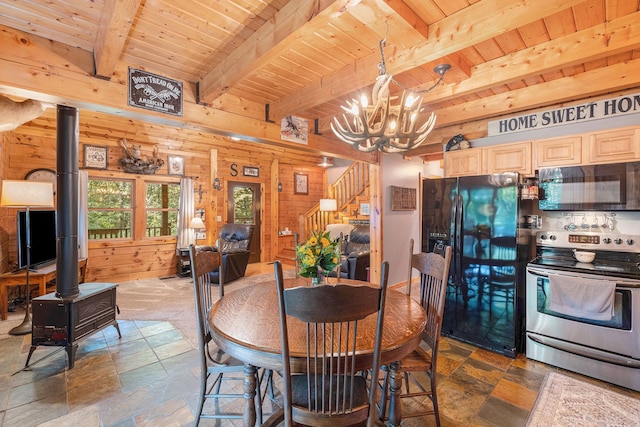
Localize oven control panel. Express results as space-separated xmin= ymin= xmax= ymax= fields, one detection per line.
xmin=537 ymin=231 xmax=640 ymax=253
xmin=568 ymin=234 xmax=599 ymax=244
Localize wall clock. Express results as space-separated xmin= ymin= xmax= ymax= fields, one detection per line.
xmin=25 ymin=168 xmax=57 ymax=196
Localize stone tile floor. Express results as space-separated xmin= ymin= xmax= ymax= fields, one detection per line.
xmin=2 ymin=316 xmax=635 ymax=427
xmin=1 ymin=267 xmax=639 ymax=427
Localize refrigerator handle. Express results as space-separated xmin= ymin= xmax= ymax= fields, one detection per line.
xmin=457 ymin=195 xmax=464 ymax=281
xmin=452 ymin=195 xmax=463 ymax=284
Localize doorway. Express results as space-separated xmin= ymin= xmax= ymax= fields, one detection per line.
xmin=227 ymin=181 xmax=261 ymax=263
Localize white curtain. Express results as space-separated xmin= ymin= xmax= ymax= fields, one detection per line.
xmin=176 ymin=177 xmax=195 ymax=251
xmin=78 ymin=170 xmax=88 ymax=259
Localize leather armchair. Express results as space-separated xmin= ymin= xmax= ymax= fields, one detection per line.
xmin=198 ymin=224 xmax=254 ymax=284
xmin=334 ymin=226 xmax=370 ymax=281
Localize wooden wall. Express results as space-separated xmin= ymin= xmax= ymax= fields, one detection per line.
xmin=0 ymin=108 xmax=328 ymax=282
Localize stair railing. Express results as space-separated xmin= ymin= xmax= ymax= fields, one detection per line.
xmin=302 ymin=161 xmax=370 ymax=238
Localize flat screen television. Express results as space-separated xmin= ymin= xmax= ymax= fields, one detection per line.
xmin=17 ymin=210 xmax=57 ymax=270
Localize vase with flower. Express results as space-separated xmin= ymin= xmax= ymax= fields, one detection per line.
xmin=296 ymin=230 xmax=340 ymax=285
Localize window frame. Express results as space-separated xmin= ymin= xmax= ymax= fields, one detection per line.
xmin=87 ymin=171 xmax=183 ymax=243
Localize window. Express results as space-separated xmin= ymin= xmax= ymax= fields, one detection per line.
xmin=88 ymin=179 xmax=133 ymax=239
xmin=145 ymin=182 xmax=180 ymax=237
xmin=88 ymin=178 xmax=180 ymax=240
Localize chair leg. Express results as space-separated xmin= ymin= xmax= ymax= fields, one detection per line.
xmin=431 ymin=372 xmax=441 ymax=427
xmin=378 ymin=371 xmax=389 ymax=421
xmin=256 ymin=370 xmax=263 ymax=426
xmin=195 ymin=380 xmax=206 ymax=426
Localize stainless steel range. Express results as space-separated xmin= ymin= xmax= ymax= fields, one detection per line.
xmin=526 ymin=230 xmax=640 ymax=392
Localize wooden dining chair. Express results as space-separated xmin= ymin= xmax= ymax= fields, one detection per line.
xmin=189 ymin=243 xmax=265 ymax=425
xmin=264 ymin=259 xmax=389 ymax=427
xmin=377 ymin=239 xmax=452 ymax=426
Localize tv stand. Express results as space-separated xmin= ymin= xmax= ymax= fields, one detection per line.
xmin=0 ymin=258 xmax=87 ymax=321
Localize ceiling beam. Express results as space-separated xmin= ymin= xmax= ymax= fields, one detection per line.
xmin=380 ymin=0 xmax=430 ymax=39
xmin=314 ymin=10 xmax=640 ymax=135
xmin=94 ymin=0 xmax=142 ymax=79
xmin=415 ymin=58 xmax=640 ymax=144
xmin=0 ymin=24 xmax=376 ymax=163
xmin=421 ymin=11 xmax=640 ymax=105
xmin=198 ymin=0 xmax=340 ymax=104
xmin=268 ymin=0 xmax=586 ymax=119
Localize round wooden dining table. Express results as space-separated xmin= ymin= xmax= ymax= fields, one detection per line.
xmin=208 ymin=276 xmax=427 ymax=427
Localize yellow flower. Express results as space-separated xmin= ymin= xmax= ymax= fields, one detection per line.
xmin=296 ymin=230 xmax=340 ymax=279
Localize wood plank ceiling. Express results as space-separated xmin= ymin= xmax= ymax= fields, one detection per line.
xmin=0 ymin=0 xmax=639 ymax=159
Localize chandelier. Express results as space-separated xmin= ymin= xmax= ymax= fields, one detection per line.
xmin=331 ymin=39 xmax=450 ymax=153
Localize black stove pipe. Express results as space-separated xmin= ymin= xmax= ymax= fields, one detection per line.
xmin=55 ymin=105 xmax=79 ymax=299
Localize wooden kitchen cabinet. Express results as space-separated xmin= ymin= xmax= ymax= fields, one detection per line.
xmin=444 ymin=148 xmax=483 ymax=177
xmin=484 ymin=141 xmax=533 ymax=176
xmin=585 ymin=127 xmax=640 ymax=164
xmin=535 ymin=135 xmax=583 ymax=168
xmin=445 ymin=141 xmax=533 ymax=177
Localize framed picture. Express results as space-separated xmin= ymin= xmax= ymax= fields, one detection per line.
xmin=167 ymin=155 xmax=185 ymax=175
xmin=243 ymin=166 xmax=259 ymax=177
xmin=280 ymin=115 xmax=309 ymax=144
xmin=360 ymin=203 xmax=370 ymax=215
xmin=294 ymin=172 xmax=308 ymax=195
xmin=390 ymin=186 xmax=417 ymax=211
xmin=83 ymin=145 xmax=108 ymax=169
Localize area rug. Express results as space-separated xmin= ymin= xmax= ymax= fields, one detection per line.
xmin=0 ymin=268 xmax=296 ymax=342
xmin=114 ymin=269 xmax=296 ymax=347
xmin=526 ymin=371 xmax=640 ymax=426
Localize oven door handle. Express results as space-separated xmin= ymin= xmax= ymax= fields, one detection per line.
xmin=527 ymin=266 xmax=640 ymax=288
xmin=527 ymin=332 xmax=640 ymax=368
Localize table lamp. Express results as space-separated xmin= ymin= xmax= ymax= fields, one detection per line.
xmin=189 ymin=217 xmax=206 ymax=246
xmin=1 ymin=180 xmax=54 ymax=335
xmin=319 ymin=198 xmax=338 ymax=219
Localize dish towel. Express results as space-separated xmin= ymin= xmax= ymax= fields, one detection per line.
xmin=548 ymin=274 xmax=616 ymax=321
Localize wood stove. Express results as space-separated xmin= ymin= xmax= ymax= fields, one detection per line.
xmin=27 ymin=283 xmax=121 ymax=368
xmin=24 ymin=105 xmax=121 ymax=369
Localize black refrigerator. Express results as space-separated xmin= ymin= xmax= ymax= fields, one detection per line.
xmin=422 ymin=173 xmax=534 ymax=357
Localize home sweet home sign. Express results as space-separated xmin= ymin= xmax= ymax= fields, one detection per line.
xmin=488 ymin=92 xmax=640 ymax=136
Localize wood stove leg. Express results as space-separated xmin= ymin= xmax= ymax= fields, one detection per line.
xmin=113 ymin=322 xmax=122 ymax=338
xmin=66 ymin=344 xmax=78 ymax=369
xmin=24 ymin=345 xmax=37 ymax=368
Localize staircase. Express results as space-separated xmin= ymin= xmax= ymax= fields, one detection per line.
xmin=276 ymin=162 xmax=369 ymax=265
xmin=275 ymin=161 xmax=370 ymax=266
xmin=303 ymin=161 xmax=370 ymax=238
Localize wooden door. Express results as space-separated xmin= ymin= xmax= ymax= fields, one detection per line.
xmin=227 ymin=181 xmax=261 ymax=263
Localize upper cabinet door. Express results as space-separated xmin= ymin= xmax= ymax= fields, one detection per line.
xmin=586 ymin=128 xmax=640 ymax=164
xmin=536 ymin=136 xmax=583 ymax=168
xmin=485 ymin=141 xmax=533 ymax=176
xmin=444 ymin=149 xmax=483 ymax=177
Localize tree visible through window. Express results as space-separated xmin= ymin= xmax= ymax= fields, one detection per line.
xmin=88 ymin=179 xmax=180 ymax=240
xmin=88 ymin=179 xmax=133 ymax=239
xmin=234 ymin=187 xmax=254 ymax=224
xmin=146 ymin=182 xmax=180 ymax=236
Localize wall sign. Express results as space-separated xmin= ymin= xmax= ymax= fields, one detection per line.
xmin=128 ymin=68 xmax=183 ymax=116
xmin=83 ymin=145 xmax=108 ymax=169
xmin=243 ymin=166 xmax=259 ymax=177
xmin=488 ymin=92 xmax=640 ymax=136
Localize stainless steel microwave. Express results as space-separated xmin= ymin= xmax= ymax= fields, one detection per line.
xmin=538 ymin=161 xmax=640 ymax=211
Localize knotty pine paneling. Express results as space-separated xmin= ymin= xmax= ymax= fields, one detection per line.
xmin=278 ymin=163 xmax=325 ymax=237
xmin=1 ymin=110 xmax=332 ymax=282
